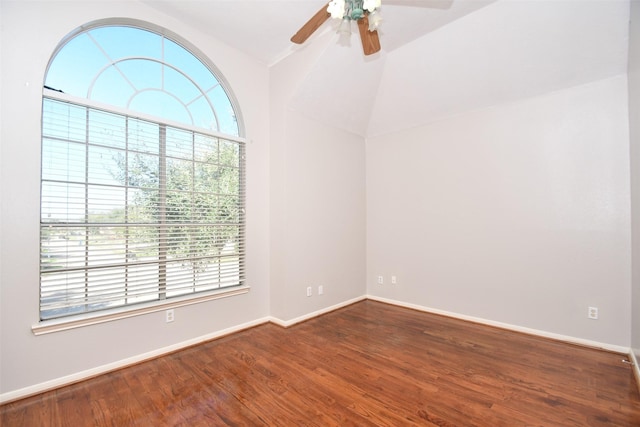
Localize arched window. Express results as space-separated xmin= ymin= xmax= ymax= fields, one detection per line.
xmin=40 ymin=22 xmax=246 ymax=321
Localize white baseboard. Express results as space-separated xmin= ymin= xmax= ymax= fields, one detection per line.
xmin=2 ymin=295 xmax=633 ymax=404
xmin=268 ymin=295 xmax=367 ymax=327
xmin=366 ymin=295 xmax=630 ymax=354
xmin=0 ymin=316 xmax=271 ymax=405
xmin=1 ymin=296 xmax=367 ymax=404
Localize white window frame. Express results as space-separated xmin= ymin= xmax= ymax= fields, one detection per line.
xmin=34 ymin=23 xmax=249 ymax=334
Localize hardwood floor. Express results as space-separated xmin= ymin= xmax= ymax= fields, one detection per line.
xmin=2 ymin=300 xmax=640 ymax=426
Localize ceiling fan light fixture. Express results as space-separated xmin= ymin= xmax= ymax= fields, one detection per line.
xmin=291 ymin=0 xmax=381 ymax=56
xmin=368 ymin=10 xmax=383 ymax=32
xmin=328 ymin=0 xmax=382 ymax=30
xmin=338 ymin=18 xmax=352 ymax=35
xmin=337 ymin=19 xmax=352 ymax=46
xmin=328 ymin=0 xmax=347 ymax=19
xmin=363 ymin=0 xmax=382 ymax=13
xmin=351 ymin=8 xmax=365 ymax=20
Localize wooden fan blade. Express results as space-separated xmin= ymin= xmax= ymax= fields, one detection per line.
xmin=357 ymin=16 xmax=381 ymax=56
xmin=291 ymin=3 xmax=331 ymax=44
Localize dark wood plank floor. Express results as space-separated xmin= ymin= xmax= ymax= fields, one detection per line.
xmin=2 ymin=300 xmax=640 ymax=426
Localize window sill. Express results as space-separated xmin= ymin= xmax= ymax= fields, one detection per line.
xmin=32 ymin=286 xmax=250 ymax=336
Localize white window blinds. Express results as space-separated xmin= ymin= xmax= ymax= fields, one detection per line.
xmin=40 ymin=97 xmax=245 ymax=320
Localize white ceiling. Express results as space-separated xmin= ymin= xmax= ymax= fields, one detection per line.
xmin=142 ymin=0 xmax=496 ymax=65
xmin=142 ymin=0 xmax=630 ymax=137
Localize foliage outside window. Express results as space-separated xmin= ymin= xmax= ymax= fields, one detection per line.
xmin=40 ymin=24 xmax=245 ymax=320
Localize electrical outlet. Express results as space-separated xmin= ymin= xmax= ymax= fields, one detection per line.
xmin=306 ymin=286 xmax=312 ymax=297
xmin=377 ymin=276 xmax=384 ymax=285
xmin=391 ymin=275 xmax=397 ymax=285
xmin=588 ymin=306 xmax=598 ymax=320
xmin=318 ymin=285 xmax=324 ymax=295
xmin=166 ymin=309 xmax=175 ymax=323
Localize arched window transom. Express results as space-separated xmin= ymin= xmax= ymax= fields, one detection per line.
xmin=46 ymin=25 xmax=239 ymax=136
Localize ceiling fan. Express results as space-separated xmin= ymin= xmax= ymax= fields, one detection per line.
xmin=291 ymin=0 xmax=450 ymax=56
xmin=291 ymin=0 xmax=383 ymax=56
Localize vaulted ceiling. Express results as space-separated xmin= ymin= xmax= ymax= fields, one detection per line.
xmin=143 ymin=0 xmax=496 ymax=65
xmin=143 ymin=0 xmax=630 ymax=137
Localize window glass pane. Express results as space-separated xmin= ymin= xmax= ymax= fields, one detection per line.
xmin=46 ymin=34 xmax=108 ymax=96
xmin=125 ymin=264 xmax=161 ymax=303
xmin=128 ymin=119 xmax=159 ymax=154
xmin=218 ymin=195 xmax=240 ymax=223
xmin=166 ymin=189 xmax=193 ymax=222
xmin=193 ymin=194 xmax=218 ymax=222
xmin=86 ymin=230 xmax=126 ymax=267
xmin=194 ymin=134 xmax=218 ymax=161
xmin=90 ymin=65 xmax=135 ymax=107
xmin=219 ymin=168 xmax=240 ymax=195
xmin=40 ymin=270 xmax=88 ymax=319
xmin=43 ymin=100 xmax=87 ymax=142
xmin=209 ymin=85 xmax=239 ymax=136
xmin=188 ymin=96 xmax=216 ymax=131
xmin=85 ymin=267 xmax=127 ymax=306
xmin=195 ymin=164 xmax=220 ymax=194
xmin=127 ymin=226 xmax=159 ymax=259
xmin=87 ymin=185 xmax=126 ymax=218
xmin=118 ymin=59 xmax=162 ymax=91
xmin=165 ymin=262 xmax=196 ymax=297
xmin=166 ymin=127 xmax=193 ymax=159
xmin=164 ymin=38 xmax=219 ymax=90
xmin=88 ymin=146 xmax=125 ymax=185
xmin=167 ymin=158 xmax=194 ymax=192
xmin=41 ymin=226 xmax=86 ymax=270
xmin=219 ymin=140 xmax=240 ymax=167
xmin=129 ymin=91 xmax=191 ymax=125
xmin=90 ymin=26 xmax=162 ymax=61
xmin=89 ymin=110 xmax=126 ymax=149
xmin=164 ymin=66 xmax=201 ymax=104
xmin=128 ymin=190 xmax=159 ymax=223
xmin=41 ymin=182 xmax=86 ymax=223
xmin=127 ymin=153 xmax=160 ymax=189
xmin=42 ymin=139 xmax=86 ymax=183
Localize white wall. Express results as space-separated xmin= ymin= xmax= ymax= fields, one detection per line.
xmin=367 ymin=76 xmax=631 ymax=347
xmin=0 ymin=1 xmax=270 ymax=398
xmin=269 ymin=36 xmax=367 ymax=322
xmin=629 ymin=0 xmax=640 ymax=363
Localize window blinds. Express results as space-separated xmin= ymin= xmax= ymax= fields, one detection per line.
xmin=40 ymin=97 xmax=245 ymax=320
